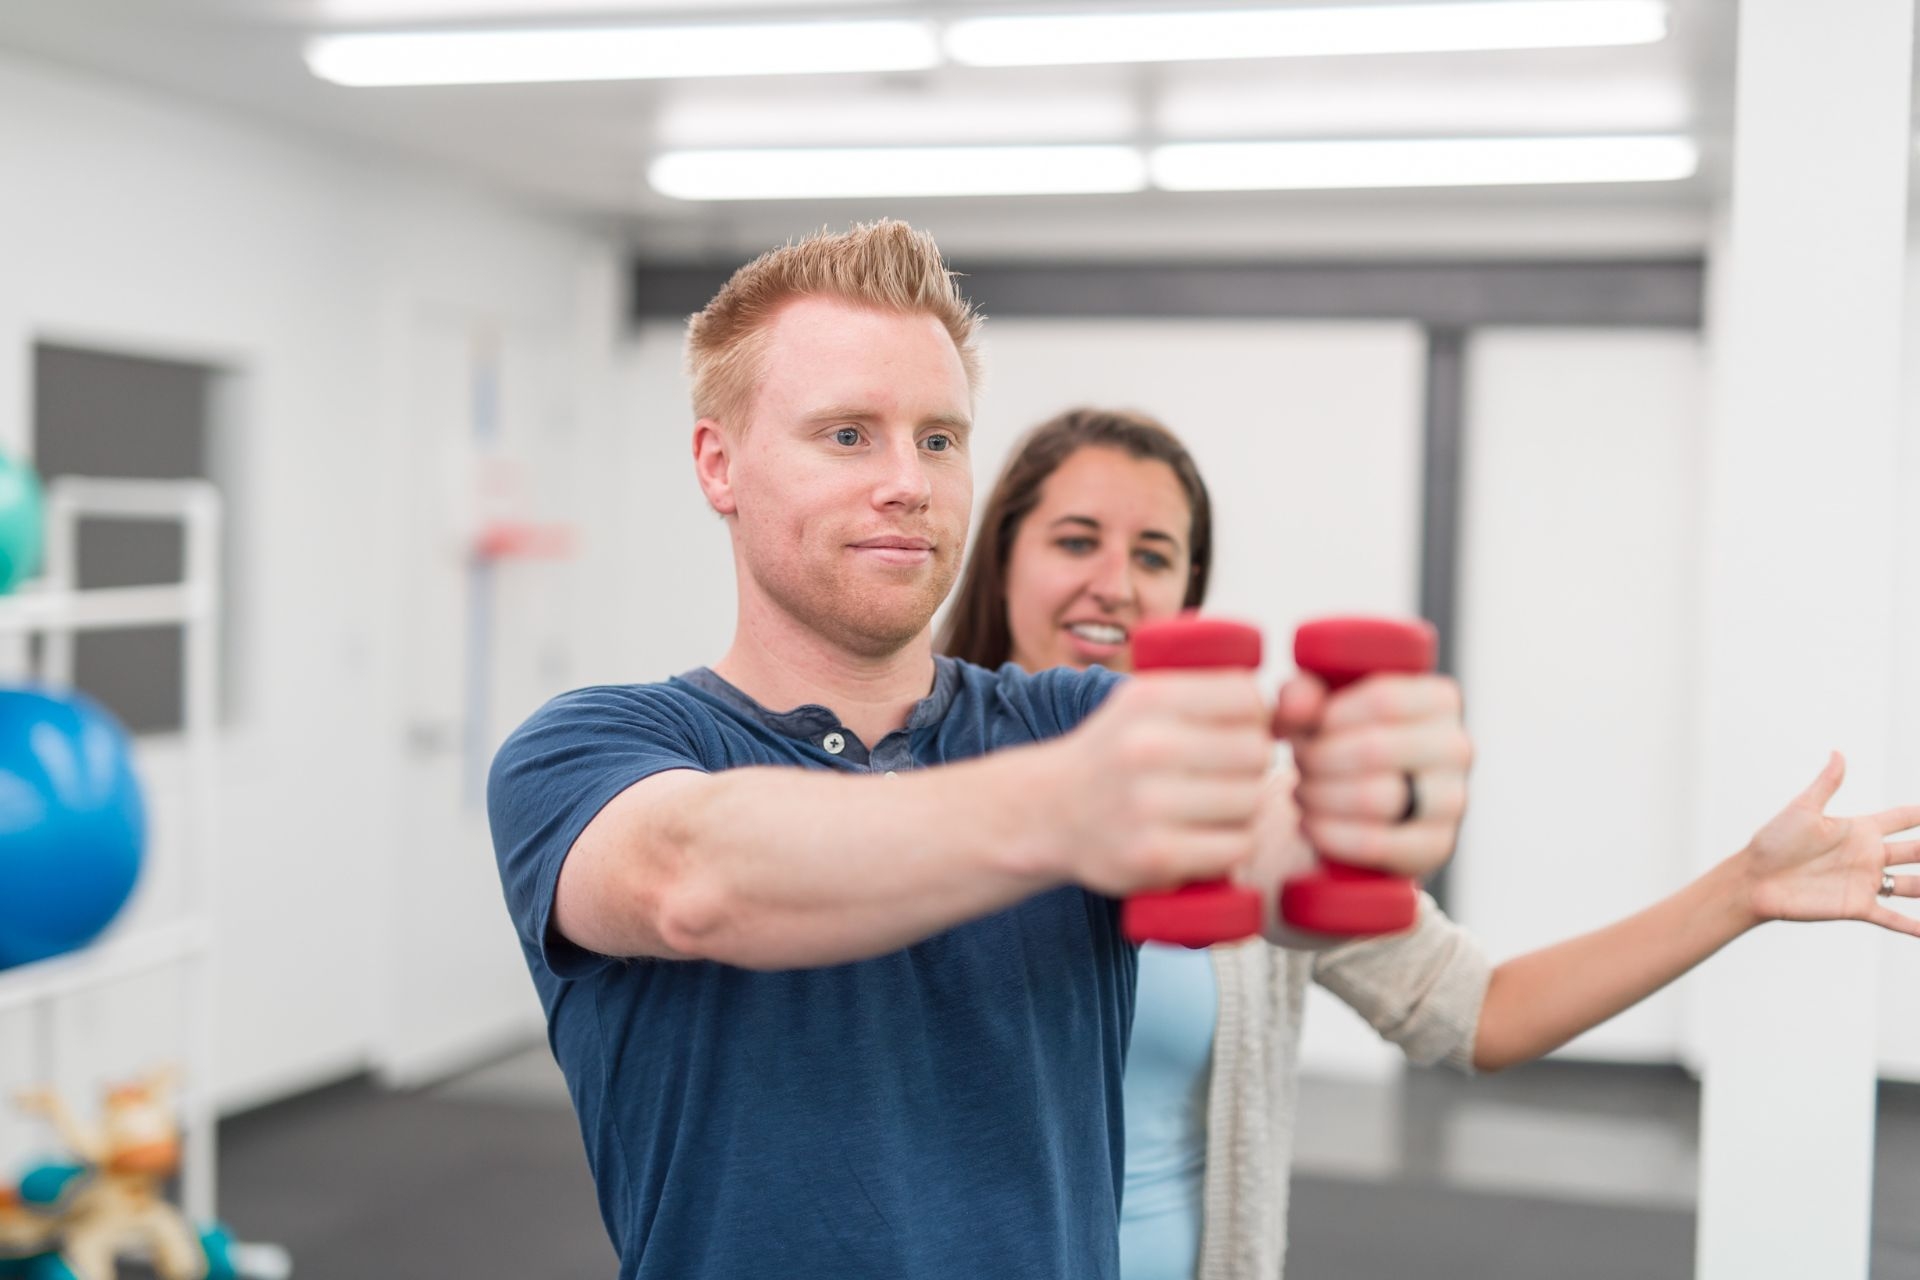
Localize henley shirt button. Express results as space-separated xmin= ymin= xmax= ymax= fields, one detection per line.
xmin=822 ymin=732 xmax=846 ymax=755
xmin=884 ymin=770 xmax=897 ymax=778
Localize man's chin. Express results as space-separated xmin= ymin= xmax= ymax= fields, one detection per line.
xmin=756 ymin=560 xmax=956 ymax=656
xmin=835 ymin=602 xmax=941 ymax=656
xmin=834 ymin=587 xmax=952 ymax=656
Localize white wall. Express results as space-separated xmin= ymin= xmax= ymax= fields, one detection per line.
xmin=1456 ymin=314 xmax=1920 ymax=1082
xmin=1454 ymin=328 xmax=1707 ymax=1063
xmin=0 ymin=46 xmax=626 ymax=1142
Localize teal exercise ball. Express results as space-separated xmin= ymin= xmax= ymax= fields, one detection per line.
xmin=0 ymin=453 xmax=42 ymax=594
xmin=0 ymin=688 xmax=145 ymax=969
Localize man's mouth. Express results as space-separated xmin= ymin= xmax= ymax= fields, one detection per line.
xmin=852 ymin=537 xmax=934 ymax=551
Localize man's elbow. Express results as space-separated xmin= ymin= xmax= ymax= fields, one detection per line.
xmin=652 ymin=873 xmax=738 ymax=961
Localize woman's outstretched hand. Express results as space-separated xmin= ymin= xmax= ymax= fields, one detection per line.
xmin=1741 ymin=752 xmax=1920 ymax=936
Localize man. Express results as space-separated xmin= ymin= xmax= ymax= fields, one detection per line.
xmin=488 ymin=220 xmax=1471 ymax=1279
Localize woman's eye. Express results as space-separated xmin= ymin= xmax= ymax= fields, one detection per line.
xmin=1137 ymin=549 xmax=1172 ymax=571
xmin=833 ymin=427 xmax=861 ymax=447
xmin=1057 ymin=537 xmax=1095 ymax=554
xmin=924 ymin=434 xmax=953 ymax=453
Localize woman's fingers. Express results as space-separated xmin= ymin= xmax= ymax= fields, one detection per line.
xmin=1875 ymin=804 xmax=1920 ymax=837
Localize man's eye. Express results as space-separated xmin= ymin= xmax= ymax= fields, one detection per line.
xmin=924 ymin=434 xmax=952 ymax=453
xmin=833 ymin=427 xmax=861 ymax=446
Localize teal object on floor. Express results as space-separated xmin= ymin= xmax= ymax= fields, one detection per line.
xmin=0 ymin=453 xmax=42 ymax=595
xmin=200 ymin=1222 xmax=237 ymax=1280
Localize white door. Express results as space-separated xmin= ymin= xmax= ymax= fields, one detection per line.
xmin=384 ymin=311 xmax=581 ymax=1086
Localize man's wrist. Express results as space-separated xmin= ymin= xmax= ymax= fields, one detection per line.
xmin=983 ymin=743 xmax=1078 ymax=890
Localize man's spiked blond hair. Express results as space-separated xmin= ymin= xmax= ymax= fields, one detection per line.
xmin=685 ymin=219 xmax=983 ymax=428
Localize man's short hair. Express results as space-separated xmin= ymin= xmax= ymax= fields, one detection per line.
xmin=685 ymin=219 xmax=983 ymax=429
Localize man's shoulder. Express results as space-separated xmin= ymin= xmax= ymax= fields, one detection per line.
xmin=518 ymin=676 xmax=711 ymax=730
xmin=493 ymin=677 xmax=732 ymax=768
xmin=944 ymin=658 xmax=1124 ymax=735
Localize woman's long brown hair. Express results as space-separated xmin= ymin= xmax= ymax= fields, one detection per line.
xmin=939 ymin=407 xmax=1213 ymax=668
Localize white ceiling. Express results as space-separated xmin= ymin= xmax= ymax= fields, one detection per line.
xmin=0 ymin=1 xmax=1740 ymax=258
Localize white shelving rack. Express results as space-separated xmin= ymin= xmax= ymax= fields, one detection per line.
xmin=0 ymin=476 xmax=222 ymax=1223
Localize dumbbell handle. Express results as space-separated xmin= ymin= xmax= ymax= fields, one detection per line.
xmin=1119 ymin=617 xmax=1267 ymax=947
xmin=1279 ymin=616 xmax=1438 ymax=936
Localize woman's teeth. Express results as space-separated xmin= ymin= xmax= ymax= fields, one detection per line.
xmin=1068 ymin=623 xmax=1126 ymax=645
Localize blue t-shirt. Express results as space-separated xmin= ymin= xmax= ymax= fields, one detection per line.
xmin=488 ymin=656 xmax=1131 ymax=1280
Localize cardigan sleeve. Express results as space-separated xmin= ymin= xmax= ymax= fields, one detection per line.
xmin=1309 ymin=893 xmax=1490 ymax=1071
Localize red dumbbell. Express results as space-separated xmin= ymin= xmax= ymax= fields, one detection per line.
xmin=1120 ymin=616 xmax=1267 ymax=947
xmin=1279 ymin=616 xmax=1439 ymax=936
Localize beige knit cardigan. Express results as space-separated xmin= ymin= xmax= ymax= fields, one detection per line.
xmin=1194 ymin=894 xmax=1491 ymax=1280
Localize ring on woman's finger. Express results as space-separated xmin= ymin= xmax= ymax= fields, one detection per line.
xmin=1882 ymin=871 xmax=1898 ymax=899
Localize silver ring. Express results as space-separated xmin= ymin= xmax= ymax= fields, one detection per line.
xmin=1396 ymin=771 xmax=1420 ymax=825
xmin=1881 ymin=871 xmax=1898 ymax=899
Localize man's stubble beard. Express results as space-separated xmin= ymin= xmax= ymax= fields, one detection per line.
xmin=753 ymin=546 xmax=961 ymax=659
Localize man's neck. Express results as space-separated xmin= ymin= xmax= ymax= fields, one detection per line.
xmin=712 ymin=613 xmax=937 ymax=749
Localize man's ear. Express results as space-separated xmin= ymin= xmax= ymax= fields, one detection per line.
xmin=692 ymin=418 xmax=737 ymax=516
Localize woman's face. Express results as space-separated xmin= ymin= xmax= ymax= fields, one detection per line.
xmin=1003 ymin=445 xmax=1194 ymax=673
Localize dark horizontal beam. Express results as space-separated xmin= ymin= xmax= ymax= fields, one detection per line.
xmin=631 ymin=257 xmax=1705 ymax=330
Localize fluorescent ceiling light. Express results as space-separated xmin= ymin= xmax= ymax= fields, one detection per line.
xmin=315 ymin=0 xmax=903 ymax=19
xmin=947 ymin=1 xmax=1667 ymax=68
xmin=1151 ymin=135 xmax=1699 ymax=190
xmin=648 ymin=146 xmax=1148 ymax=200
xmin=306 ymin=20 xmax=937 ymax=86
xmin=1154 ymin=68 xmax=1690 ymax=139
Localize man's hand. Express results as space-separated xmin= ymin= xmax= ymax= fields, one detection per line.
xmin=1273 ymin=671 xmax=1470 ymax=880
xmin=1050 ymin=671 xmax=1274 ymax=897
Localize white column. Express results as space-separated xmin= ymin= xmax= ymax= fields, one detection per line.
xmin=1694 ymin=4 xmax=1912 ymax=1278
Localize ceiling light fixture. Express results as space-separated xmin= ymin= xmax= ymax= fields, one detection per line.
xmin=306 ymin=20 xmax=938 ymax=86
xmin=946 ymin=1 xmax=1668 ymax=68
xmin=1150 ymin=135 xmax=1699 ymax=190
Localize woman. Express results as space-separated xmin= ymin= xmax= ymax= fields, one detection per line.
xmin=938 ymin=406 xmax=1920 ymax=1280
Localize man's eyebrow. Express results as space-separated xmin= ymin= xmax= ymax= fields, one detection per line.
xmin=802 ymin=404 xmax=880 ymax=424
xmin=802 ymin=406 xmax=972 ymax=436
xmin=1048 ymin=514 xmax=1181 ymax=546
xmin=923 ymin=412 xmax=972 ymax=437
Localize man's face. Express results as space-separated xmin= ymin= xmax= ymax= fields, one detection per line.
xmin=705 ymin=296 xmax=974 ymax=657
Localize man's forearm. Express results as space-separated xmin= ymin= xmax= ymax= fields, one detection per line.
xmin=651 ymin=743 xmax=1076 ymax=969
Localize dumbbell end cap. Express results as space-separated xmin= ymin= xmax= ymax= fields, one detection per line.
xmin=1279 ymin=872 xmax=1419 ymax=936
xmin=1122 ymin=880 xmax=1263 ymax=947
xmin=1131 ymin=615 xmax=1262 ymax=672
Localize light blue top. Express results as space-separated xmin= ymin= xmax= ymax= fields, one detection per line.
xmin=1119 ymin=941 xmax=1218 ymax=1280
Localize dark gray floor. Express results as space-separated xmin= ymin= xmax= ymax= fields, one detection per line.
xmin=217 ymin=1077 xmax=614 ymax=1280
xmin=211 ymin=1056 xmax=1920 ymax=1279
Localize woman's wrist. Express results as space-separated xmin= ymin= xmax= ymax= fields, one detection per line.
xmin=1714 ymin=844 xmax=1770 ymax=934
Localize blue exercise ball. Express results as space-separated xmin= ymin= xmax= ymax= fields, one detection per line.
xmin=0 ymin=688 xmax=144 ymax=969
